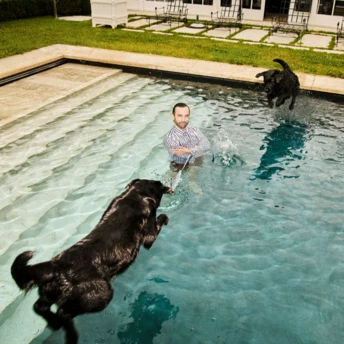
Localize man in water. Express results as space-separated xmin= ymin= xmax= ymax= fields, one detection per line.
xmin=164 ymin=102 xmax=210 ymax=193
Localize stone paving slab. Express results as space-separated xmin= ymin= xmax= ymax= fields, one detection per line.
xmin=58 ymin=16 xmax=91 ymax=21
xmin=314 ymin=48 xmax=344 ymax=54
xmin=265 ymin=32 xmax=298 ymax=44
xmin=301 ymin=34 xmax=332 ymax=48
xmin=243 ymin=41 xmax=274 ymax=47
xmin=0 ymin=46 xmax=64 ymax=79
xmin=127 ymin=19 xmax=149 ymax=28
xmin=180 ymin=35 xmax=207 ymax=39
xmin=311 ymin=74 xmax=344 ymax=94
xmin=279 ymin=45 xmax=309 ymax=50
xmin=173 ymin=26 xmax=205 ymax=34
xmin=122 ymin=28 xmax=145 ymax=33
xmin=334 ymin=40 xmax=344 ymax=50
xmin=145 ymin=22 xmax=182 ymax=31
xmin=232 ymin=28 xmax=268 ymax=41
xmin=203 ymin=27 xmax=239 ymax=38
xmin=211 ymin=38 xmax=238 ymax=43
xmin=153 ymin=32 xmax=173 ymax=36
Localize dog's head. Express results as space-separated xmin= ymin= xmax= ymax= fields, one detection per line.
xmin=126 ymin=179 xmax=173 ymax=205
xmin=256 ymin=69 xmax=282 ymax=94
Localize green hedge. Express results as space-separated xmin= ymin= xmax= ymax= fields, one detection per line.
xmin=57 ymin=0 xmax=91 ymax=16
xmin=0 ymin=0 xmax=91 ymax=22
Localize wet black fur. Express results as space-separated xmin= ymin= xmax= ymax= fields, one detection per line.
xmin=256 ymin=59 xmax=300 ymax=110
xmin=11 ymin=179 xmax=172 ymax=344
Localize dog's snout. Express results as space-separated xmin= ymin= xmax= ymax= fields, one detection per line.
xmin=164 ymin=186 xmax=173 ymax=194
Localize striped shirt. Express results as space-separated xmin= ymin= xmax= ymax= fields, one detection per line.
xmin=164 ymin=125 xmax=211 ymax=164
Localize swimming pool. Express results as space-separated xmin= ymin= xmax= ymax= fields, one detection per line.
xmin=0 ymin=68 xmax=343 ymax=344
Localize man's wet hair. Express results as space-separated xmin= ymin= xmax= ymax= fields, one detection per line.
xmin=172 ymin=103 xmax=190 ymax=115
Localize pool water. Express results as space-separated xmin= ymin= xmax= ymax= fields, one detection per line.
xmin=0 ymin=70 xmax=343 ymax=344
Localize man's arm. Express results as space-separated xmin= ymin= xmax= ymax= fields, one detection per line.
xmin=163 ymin=135 xmax=177 ymax=155
xmin=190 ymin=128 xmax=211 ymax=158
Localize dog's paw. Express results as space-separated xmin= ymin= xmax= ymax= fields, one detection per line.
xmin=157 ymin=214 xmax=169 ymax=226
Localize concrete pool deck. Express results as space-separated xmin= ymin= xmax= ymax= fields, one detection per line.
xmin=0 ymin=44 xmax=343 ymax=127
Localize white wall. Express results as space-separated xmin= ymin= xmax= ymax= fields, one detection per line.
xmin=308 ymin=1 xmax=343 ymax=30
xmin=127 ymin=0 xmax=340 ymax=29
xmin=128 ymin=0 xmax=266 ymax=20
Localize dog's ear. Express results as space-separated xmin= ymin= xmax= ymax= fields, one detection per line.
xmin=264 ymin=70 xmax=279 ymax=81
xmin=126 ymin=179 xmax=140 ymax=189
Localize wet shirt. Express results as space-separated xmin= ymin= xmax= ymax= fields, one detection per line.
xmin=164 ymin=125 xmax=211 ymax=164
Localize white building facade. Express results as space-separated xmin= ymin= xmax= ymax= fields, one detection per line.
xmin=127 ymin=0 xmax=344 ymax=30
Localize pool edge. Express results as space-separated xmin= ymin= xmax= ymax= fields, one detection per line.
xmin=1 ymin=44 xmax=343 ymax=98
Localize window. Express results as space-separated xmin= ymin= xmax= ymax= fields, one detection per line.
xmin=183 ymin=0 xmax=213 ymax=4
xmin=294 ymin=0 xmax=311 ymax=12
xmin=318 ymin=0 xmax=333 ymax=14
xmin=145 ymin=0 xmax=212 ymax=4
xmin=243 ymin=0 xmax=261 ymax=9
xmin=334 ymin=0 xmax=344 ymax=15
xmin=221 ymin=0 xmax=232 ymax=6
xmin=317 ymin=0 xmax=344 ymax=15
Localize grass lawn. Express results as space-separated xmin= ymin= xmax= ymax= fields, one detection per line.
xmin=0 ymin=16 xmax=343 ymax=78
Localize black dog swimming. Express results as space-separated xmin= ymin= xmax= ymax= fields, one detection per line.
xmin=256 ymin=59 xmax=300 ymax=110
xmin=11 ymin=179 xmax=172 ymax=344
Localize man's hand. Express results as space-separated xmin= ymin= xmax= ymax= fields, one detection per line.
xmin=172 ymin=147 xmax=193 ymax=155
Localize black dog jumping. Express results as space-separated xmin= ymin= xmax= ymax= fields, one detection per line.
xmin=11 ymin=179 xmax=172 ymax=344
xmin=256 ymin=59 xmax=300 ymax=110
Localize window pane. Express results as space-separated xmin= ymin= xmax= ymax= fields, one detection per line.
xmin=243 ymin=0 xmax=251 ymax=8
xmin=294 ymin=0 xmax=311 ymax=11
xmin=221 ymin=0 xmax=232 ymax=7
xmin=253 ymin=0 xmax=261 ymax=9
xmin=334 ymin=0 xmax=344 ymax=15
xmin=317 ymin=0 xmax=334 ymax=15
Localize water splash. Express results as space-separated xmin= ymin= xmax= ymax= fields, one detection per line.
xmin=171 ymin=170 xmax=183 ymax=191
xmin=171 ymin=155 xmax=192 ymax=192
xmin=212 ymin=128 xmax=244 ymax=167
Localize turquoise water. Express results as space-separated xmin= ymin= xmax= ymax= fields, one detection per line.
xmin=0 ymin=71 xmax=343 ymax=344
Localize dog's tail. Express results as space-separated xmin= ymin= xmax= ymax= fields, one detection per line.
xmin=273 ymin=59 xmax=291 ymax=71
xmin=11 ymin=251 xmax=54 ymax=292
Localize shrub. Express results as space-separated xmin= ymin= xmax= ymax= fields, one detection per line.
xmin=0 ymin=0 xmax=91 ymax=22
xmin=57 ymin=0 xmax=91 ymax=16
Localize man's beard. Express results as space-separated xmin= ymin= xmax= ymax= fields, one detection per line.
xmin=175 ymin=121 xmax=188 ymax=130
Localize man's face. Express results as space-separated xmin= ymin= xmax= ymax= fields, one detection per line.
xmin=172 ymin=106 xmax=190 ymax=130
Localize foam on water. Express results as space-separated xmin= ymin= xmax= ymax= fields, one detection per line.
xmin=212 ymin=127 xmax=245 ymax=168
xmin=0 ymin=74 xmax=344 ymax=344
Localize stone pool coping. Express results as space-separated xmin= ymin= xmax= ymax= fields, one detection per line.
xmin=0 ymin=44 xmax=343 ymax=95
